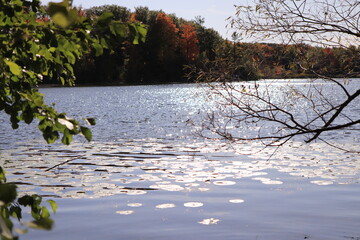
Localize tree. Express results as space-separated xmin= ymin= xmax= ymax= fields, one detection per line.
xmin=85 ymin=5 xmax=131 ymax=21
xmin=0 ymin=1 xmax=146 ymax=238
xmin=75 ymin=5 xmax=142 ymax=84
xmin=141 ymin=12 xmax=182 ymax=82
xmin=195 ymin=0 xmax=360 ymax=152
xmin=180 ymin=23 xmax=200 ymax=62
xmin=193 ymin=17 xmax=222 ymax=61
xmin=154 ymin=12 xmax=180 ymax=64
xmin=0 ymin=0 xmax=146 ymax=144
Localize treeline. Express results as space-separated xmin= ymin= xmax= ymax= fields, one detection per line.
xmin=42 ymin=5 xmax=360 ymax=85
xmin=220 ymin=42 xmax=360 ymax=80
xmin=70 ymin=5 xmax=222 ymax=85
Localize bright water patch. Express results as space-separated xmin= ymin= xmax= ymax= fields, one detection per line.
xmin=2 ymin=139 xmax=358 ymax=200
xmin=1 ymin=83 xmax=360 ymax=240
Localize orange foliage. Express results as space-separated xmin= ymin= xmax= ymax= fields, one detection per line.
xmin=129 ymin=13 xmax=137 ymax=22
xmin=156 ymin=12 xmax=179 ymax=48
xmin=35 ymin=16 xmax=49 ymax=23
xmin=180 ymin=23 xmax=199 ymax=62
xmin=77 ymin=8 xmax=86 ymax=17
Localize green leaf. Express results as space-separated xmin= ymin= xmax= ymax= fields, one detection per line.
xmin=61 ymin=129 xmax=73 ymax=145
xmin=0 ymin=167 xmax=6 ymax=183
xmin=64 ymin=63 xmax=74 ymax=74
xmin=100 ymin=38 xmax=109 ymax=48
xmin=85 ymin=118 xmax=96 ymax=126
xmin=97 ymin=12 xmax=114 ymax=25
xmin=111 ymin=22 xmax=127 ymax=38
xmin=137 ymin=24 xmax=147 ymax=43
xmin=128 ymin=24 xmax=139 ymax=45
xmin=41 ymin=207 xmax=50 ymax=218
xmin=129 ymin=23 xmax=147 ymax=44
xmin=18 ymin=195 xmax=35 ymax=207
xmin=11 ymin=114 xmax=19 ymax=129
xmin=64 ymin=51 xmax=76 ymax=64
xmin=60 ymin=76 xmax=65 ymax=85
xmin=43 ymin=127 xmax=60 ymax=144
xmin=33 ymin=95 xmax=44 ymax=107
xmin=22 ymin=106 xmax=34 ymax=124
xmin=33 ymin=195 xmax=43 ymax=206
xmin=92 ymin=42 xmax=103 ymax=57
xmin=10 ymin=206 xmax=22 ymax=221
xmin=0 ymin=183 xmax=17 ymax=204
xmin=4 ymin=59 xmax=22 ymax=76
xmin=52 ymin=12 xmax=69 ymax=28
xmin=80 ymin=126 xmax=92 ymax=142
xmin=48 ymin=1 xmax=70 ymax=28
xmin=30 ymin=43 xmax=40 ymax=56
xmin=47 ymin=200 xmax=57 ymax=213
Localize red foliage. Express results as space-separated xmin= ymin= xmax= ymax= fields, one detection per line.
xmin=129 ymin=13 xmax=137 ymax=22
xmin=324 ymin=48 xmax=333 ymax=55
xmin=180 ymin=23 xmax=199 ymax=62
xmin=77 ymin=7 xmax=86 ymax=17
xmin=156 ymin=13 xmax=179 ymax=48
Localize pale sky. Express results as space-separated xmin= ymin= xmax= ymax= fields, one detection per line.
xmin=40 ymin=0 xmax=248 ymax=38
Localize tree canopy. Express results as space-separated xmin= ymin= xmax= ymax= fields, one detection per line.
xmin=0 ymin=0 xmax=146 ymax=145
xmin=0 ymin=0 xmax=147 ymax=238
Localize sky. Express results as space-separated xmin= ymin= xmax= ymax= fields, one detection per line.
xmin=40 ymin=0 xmax=248 ymax=39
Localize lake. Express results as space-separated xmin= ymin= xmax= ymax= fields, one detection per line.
xmin=0 ymin=80 xmax=359 ymax=240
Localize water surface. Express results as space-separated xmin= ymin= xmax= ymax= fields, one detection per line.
xmin=0 ymin=81 xmax=359 ymax=240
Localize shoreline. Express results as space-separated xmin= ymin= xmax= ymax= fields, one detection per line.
xmin=38 ymin=76 xmax=359 ymax=88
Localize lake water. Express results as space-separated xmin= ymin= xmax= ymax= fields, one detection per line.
xmin=0 ymin=80 xmax=359 ymax=240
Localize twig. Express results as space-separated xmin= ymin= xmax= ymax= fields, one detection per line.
xmin=45 ymin=156 xmax=86 ymax=172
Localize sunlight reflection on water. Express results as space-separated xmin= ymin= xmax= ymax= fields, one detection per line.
xmin=0 ymin=81 xmax=359 ymax=240
xmin=1 ymin=138 xmax=359 ymax=199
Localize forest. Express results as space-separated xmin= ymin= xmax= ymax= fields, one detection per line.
xmin=40 ymin=4 xmax=360 ymax=85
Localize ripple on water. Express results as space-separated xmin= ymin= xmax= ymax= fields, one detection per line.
xmin=2 ymin=138 xmax=360 ymax=200
xmin=198 ymin=218 xmax=220 ymax=225
xmin=156 ymin=203 xmax=176 ymax=209
xmin=184 ymin=202 xmax=204 ymax=208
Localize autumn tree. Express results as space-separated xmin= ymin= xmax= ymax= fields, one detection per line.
xmin=180 ymin=23 xmax=200 ymax=62
xmin=154 ymin=12 xmax=180 ymax=60
xmin=141 ymin=12 xmax=182 ymax=82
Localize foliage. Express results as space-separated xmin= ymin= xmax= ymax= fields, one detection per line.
xmin=180 ymin=23 xmax=200 ymax=62
xmin=74 ymin=6 xmax=223 ymax=84
xmin=124 ymin=10 xmax=207 ymax=84
xmin=0 ymin=167 xmax=57 ymax=240
xmin=38 ymin=3 xmax=360 ymax=86
xmin=0 ymin=1 xmax=147 ymax=239
xmin=193 ymin=17 xmax=223 ymax=61
xmin=0 ymin=0 xmax=146 ymax=144
xmin=74 ymin=4 xmax=147 ymax=84
xmin=85 ymin=5 xmax=131 ymax=21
